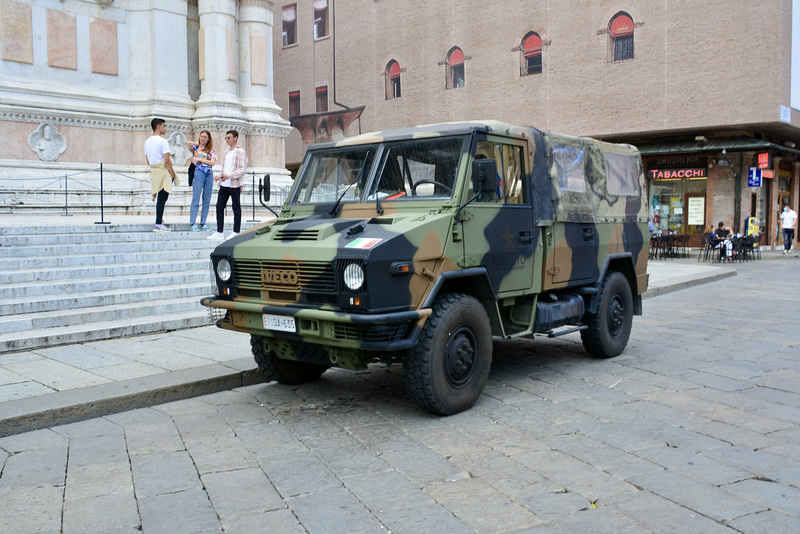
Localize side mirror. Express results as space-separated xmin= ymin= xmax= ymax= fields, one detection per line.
xmin=472 ymin=159 xmax=497 ymax=194
xmin=260 ymin=174 xmax=271 ymax=202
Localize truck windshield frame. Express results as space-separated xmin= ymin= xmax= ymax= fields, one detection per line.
xmin=288 ymin=135 xmax=468 ymax=206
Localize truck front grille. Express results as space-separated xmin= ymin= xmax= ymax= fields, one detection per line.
xmin=233 ymin=259 xmax=336 ymax=292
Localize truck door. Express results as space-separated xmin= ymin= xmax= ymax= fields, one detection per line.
xmin=462 ymin=138 xmax=537 ymax=293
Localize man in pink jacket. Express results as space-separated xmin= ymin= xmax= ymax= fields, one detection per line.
xmin=208 ymin=130 xmax=248 ymax=240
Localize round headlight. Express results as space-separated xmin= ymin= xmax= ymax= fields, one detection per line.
xmin=343 ymin=263 xmax=364 ymax=290
xmin=216 ymin=258 xmax=232 ymax=282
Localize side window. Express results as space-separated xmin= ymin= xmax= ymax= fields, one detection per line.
xmin=289 ymin=90 xmax=300 ymax=117
xmin=446 ymin=47 xmax=465 ymax=89
xmin=474 ymin=141 xmax=526 ymax=204
xmin=605 ymin=152 xmax=639 ymax=196
xmin=282 ymin=4 xmax=297 ymax=47
xmin=552 ymin=144 xmax=587 ymax=192
xmin=521 ymin=32 xmax=543 ymax=76
xmin=316 ymin=86 xmax=328 ymax=113
xmin=502 ymin=145 xmax=525 ymax=204
xmin=385 ymin=60 xmax=401 ymax=99
xmin=314 ymin=0 xmax=329 ymax=40
xmin=610 ymin=12 xmax=634 ymax=61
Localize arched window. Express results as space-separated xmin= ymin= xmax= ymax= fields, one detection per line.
xmin=446 ymin=47 xmax=465 ymax=89
xmin=610 ymin=12 xmax=634 ymax=61
xmin=385 ymin=60 xmax=401 ymax=100
xmin=521 ymin=32 xmax=543 ymax=75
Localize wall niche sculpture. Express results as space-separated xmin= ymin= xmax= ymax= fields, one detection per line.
xmin=28 ymin=122 xmax=68 ymax=162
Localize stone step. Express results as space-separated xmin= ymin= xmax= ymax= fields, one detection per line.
xmin=0 ymin=282 xmax=212 ymax=317
xmin=0 ymin=259 xmax=209 ymax=284
xmin=0 ymin=226 xmax=215 ymax=245
xmin=0 ymin=310 xmax=213 ymax=353
xmin=0 ymin=220 xmax=261 ymax=237
xmin=0 ymin=295 xmax=207 ymax=333
xmin=0 ymin=220 xmax=249 ymax=353
xmin=0 ymin=271 xmax=210 ymax=300
xmin=0 ymin=238 xmax=216 ymax=258
xmin=0 ymin=248 xmax=214 ymax=270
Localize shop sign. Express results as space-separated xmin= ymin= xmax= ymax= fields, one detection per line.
xmin=687 ymin=197 xmax=705 ymax=226
xmin=650 ymin=156 xmax=707 ymax=168
xmin=647 ymin=167 xmax=707 ymax=180
xmin=761 ymin=169 xmax=775 ymax=179
xmin=757 ymin=151 xmax=771 ymax=169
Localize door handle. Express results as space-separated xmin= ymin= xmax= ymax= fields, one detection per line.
xmin=583 ymin=228 xmax=595 ymax=241
xmin=519 ymin=230 xmax=533 ymax=245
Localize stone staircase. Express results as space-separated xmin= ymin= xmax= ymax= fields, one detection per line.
xmin=0 ymin=222 xmax=248 ymax=353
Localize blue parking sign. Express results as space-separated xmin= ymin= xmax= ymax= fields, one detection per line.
xmin=748 ymin=167 xmax=762 ymax=187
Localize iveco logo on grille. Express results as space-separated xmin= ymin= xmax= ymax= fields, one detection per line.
xmin=261 ymin=269 xmax=298 ymax=286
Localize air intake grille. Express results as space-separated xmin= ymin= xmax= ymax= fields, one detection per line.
xmin=274 ymin=228 xmax=320 ymax=241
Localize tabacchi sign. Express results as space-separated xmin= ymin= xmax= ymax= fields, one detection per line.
xmin=648 ymin=168 xmax=707 ymax=180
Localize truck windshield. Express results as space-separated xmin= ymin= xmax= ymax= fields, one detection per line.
xmin=289 ymin=136 xmax=465 ymax=206
xmin=291 ymin=145 xmax=378 ymax=205
xmin=367 ymin=136 xmax=463 ymax=201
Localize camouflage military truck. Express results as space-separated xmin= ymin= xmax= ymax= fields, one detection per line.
xmin=202 ymin=121 xmax=649 ymax=415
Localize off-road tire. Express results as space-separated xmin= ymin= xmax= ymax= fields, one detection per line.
xmin=403 ymin=293 xmax=492 ymax=415
xmin=250 ymin=335 xmax=327 ymax=385
xmin=580 ymin=271 xmax=633 ymax=358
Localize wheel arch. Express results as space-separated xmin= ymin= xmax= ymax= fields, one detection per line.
xmin=421 ymin=268 xmax=499 ymax=325
xmin=592 ymin=254 xmax=642 ymax=316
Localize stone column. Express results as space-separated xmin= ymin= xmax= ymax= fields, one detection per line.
xmin=194 ymin=0 xmax=245 ymax=122
xmin=238 ymin=0 xmax=284 ymax=123
xmin=128 ymin=0 xmax=195 ymax=119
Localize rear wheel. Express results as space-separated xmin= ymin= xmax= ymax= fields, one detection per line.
xmin=404 ymin=293 xmax=492 ymax=415
xmin=580 ymin=271 xmax=633 ymax=358
xmin=250 ymin=335 xmax=327 ymax=384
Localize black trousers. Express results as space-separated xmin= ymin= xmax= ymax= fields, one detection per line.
xmin=155 ymin=189 xmax=169 ymax=225
xmin=216 ymin=186 xmax=241 ymax=233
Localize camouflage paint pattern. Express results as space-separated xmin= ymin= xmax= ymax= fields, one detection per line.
xmin=202 ymin=121 xmax=649 ymax=370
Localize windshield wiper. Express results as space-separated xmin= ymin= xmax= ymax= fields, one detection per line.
xmin=328 ymin=180 xmax=356 ymax=216
xmin=375 ymin=189 xmax=383 ymax=215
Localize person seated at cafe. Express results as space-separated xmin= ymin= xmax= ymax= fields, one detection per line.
xmin=705 ymin=225 xmax=721 ymax=247
xmin=714 ymin=221 xmax=731 ymax=239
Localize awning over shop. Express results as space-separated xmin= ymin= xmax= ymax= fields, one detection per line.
xmin=635 ymin=137 xmax=800 ymax=158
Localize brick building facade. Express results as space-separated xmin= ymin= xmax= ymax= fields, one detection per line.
xmin=274 ymin=0 xmax=800 ymax=248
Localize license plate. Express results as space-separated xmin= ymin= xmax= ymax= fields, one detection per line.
xmin=262 ymin=314 xmax=296 ymax=333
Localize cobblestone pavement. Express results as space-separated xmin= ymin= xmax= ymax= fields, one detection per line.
xmin=1 ymin=259 xmax=799 ymax=533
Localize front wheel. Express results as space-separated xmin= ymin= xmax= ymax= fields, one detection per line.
xmin=580 ymin=271 xmax=633 ymax=358
xmin=250 ymin=335 xmax=327 ymax=385
xmin=404 ymin=293 xmax=492 ymax=415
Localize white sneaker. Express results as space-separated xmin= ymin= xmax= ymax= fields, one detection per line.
xmin=207 ymin=232 xmax=225 ymax=240
xmin=226 ymin=232 xmax=240 ymax=240
xmin=153 ymin=224 xmax=170 ymax=232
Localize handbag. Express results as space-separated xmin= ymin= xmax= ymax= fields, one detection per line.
xmin=188 ymin=162 xmax=195 ymax=187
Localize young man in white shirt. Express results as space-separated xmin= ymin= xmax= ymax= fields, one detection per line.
xmin=144 ymin=118 xmax=177 ymax=232
xmin=208 ymin=130 xmax=248 ymax=240
xmin=780 ymin=204 xmax=798 ymax=254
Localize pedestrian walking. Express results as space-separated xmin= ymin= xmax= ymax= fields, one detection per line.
xmin=208 ymin=130 xmax=247 ymax=240
xmin=186 ymin=130 xmax=216 ymax=231
xmin=780 ymin=203 xmax=797 ymax=254
xmin=144 ymin=118 xmax=178 ymax=232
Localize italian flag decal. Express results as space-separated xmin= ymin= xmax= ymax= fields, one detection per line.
xmin=345 ymin=238 xmax=382 ymax=249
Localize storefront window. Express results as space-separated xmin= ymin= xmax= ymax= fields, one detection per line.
xmin=649 ymin=179 xmax=707 ymax=235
